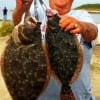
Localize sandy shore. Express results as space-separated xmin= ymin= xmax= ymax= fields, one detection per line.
xmin=91 ymin=46 xmax=100 ymax=99
xmin=0 ymin=20 xmax=3 ymax=27
xmin=0 ymin=36 xmax=100 ymax=100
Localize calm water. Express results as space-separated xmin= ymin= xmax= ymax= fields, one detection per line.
xmin=90 ymin=13 xmax=100 ymax=24
xmin=0 ymin=10 xmax=100 ymax=24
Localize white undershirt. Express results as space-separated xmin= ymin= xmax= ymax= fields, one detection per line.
xmin=29 ymin=0 xmax=96 ymax=42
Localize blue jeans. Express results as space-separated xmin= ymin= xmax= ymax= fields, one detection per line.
xmin=71 ymin=44 xmax=95 ymax=100
xmin=38 ymin=44 xmax=95 ymax=100
xmin=38 ymin=76 xmax=61 ymax=100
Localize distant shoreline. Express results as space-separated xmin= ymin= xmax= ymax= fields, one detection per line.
xmin=88 ymin=10 xmax=100 ymax=13
xmin=0 ymin=20 xmax=12 ymax=27
xmin=0 ymin=20 xmax=11 ymax=23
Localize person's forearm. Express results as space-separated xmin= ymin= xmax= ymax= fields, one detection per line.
xmin=79 ymin=22 xmax=98 ymax=42
xmin=12 ymin=0 xmax=33 ymax=25
xmin=12 ymin=8 xmax=24 ymax=25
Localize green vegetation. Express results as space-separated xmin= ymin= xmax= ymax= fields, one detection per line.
xmin=0 ymin=21 xmax=14 ymax=37
xmin=75 ymin=4 xmax=100 ymax=11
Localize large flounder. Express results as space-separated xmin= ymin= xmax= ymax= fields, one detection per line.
xmin=0 ymin=16 xmax=50 ymax=100
xmin=46 ymin=13 xmax=83 ymax=100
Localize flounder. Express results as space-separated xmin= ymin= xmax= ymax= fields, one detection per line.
xmin=45 ymin=13 xmax=83 ymax=100
xmin=0 ymin=15 xmax=50 ymax=100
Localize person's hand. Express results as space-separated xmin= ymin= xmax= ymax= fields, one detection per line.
xmin=16 ymin=0 xmax=33 ymax=12
xmin=59 ymin=16 xmax=82 ymax=34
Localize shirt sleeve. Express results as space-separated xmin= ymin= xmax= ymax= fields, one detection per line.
xmin=77 ymin=10 xmax=98 ymax=47
xmin=69 ymin=10 xmax=97 ymax=47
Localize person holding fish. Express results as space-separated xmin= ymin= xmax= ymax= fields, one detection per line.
xmin=12 ymin=0 xmax=97 ymax=100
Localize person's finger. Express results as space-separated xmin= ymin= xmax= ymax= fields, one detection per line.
xmin=64 ymin=23 xmax=75 ymax=31
xmin=16 ymin=0 xmax=23 ymax=5
xmin=70 ymin=27 xmax=80 ymax=34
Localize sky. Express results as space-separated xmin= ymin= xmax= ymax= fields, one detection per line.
xmin=72 ymin=0 xmax=100 ymax=8
xmin=0 ymin=0 xmax=100 ymax=10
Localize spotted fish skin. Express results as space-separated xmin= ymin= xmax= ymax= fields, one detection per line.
xmin=1 ymin=18 xmax=49 ymax=100
xmin=46 ymin=14 xmax=82 ymax=100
